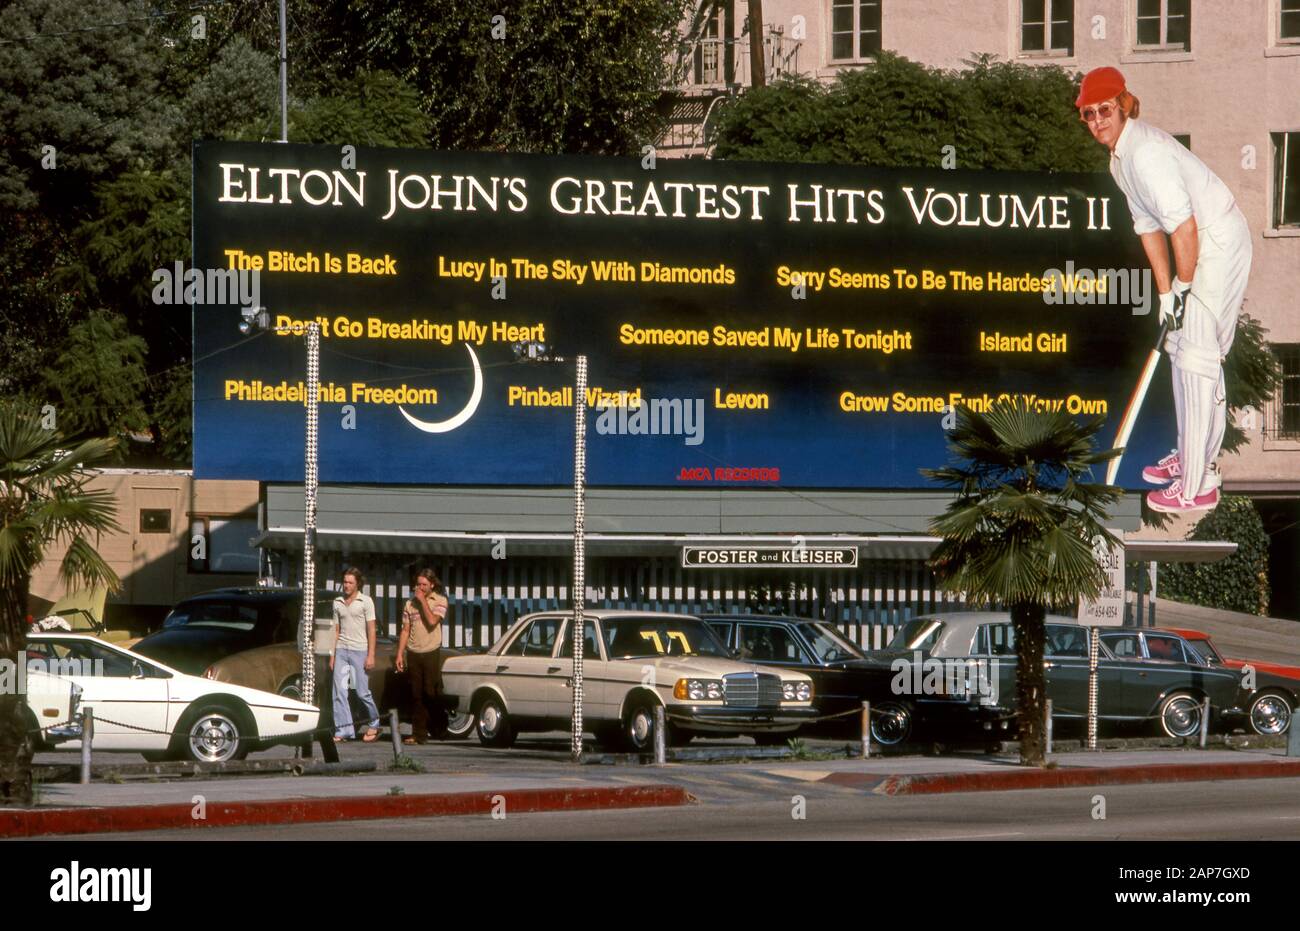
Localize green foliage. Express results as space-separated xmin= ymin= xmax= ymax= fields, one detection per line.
xmin=1159 ymin=496 xmax=1271 ymax=615
xmin=712 ymin=52 xmax=1107 ymax=173
xmin=290 ymin=71 xmax=432 ymax=147
xmin=321 ymin=0 xmax=691 ymax=154
xmin=1222 ymin=313 xmax=1282 ymax=454
xmin=176 ymin=37 xmax=279 ymax=149
xmin=0 ymin=402 xmax=121 ymax=805
xmin=925 ymin=399 xmax=1121 ymax=609
xmin=39 ymin=310 xmax=149 ymax=442
xmin=925 ymin=398 xmax=1119 ymax=767
xmin=0 ymin=0 xmax=174 ymax=215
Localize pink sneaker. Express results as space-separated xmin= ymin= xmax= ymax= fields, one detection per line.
xmin=1142 ymin=450 xmax=1181 ymax=485
xmin=1147 ymin=481 xmax=1219 ymax=514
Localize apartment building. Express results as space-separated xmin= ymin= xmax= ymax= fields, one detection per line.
xmin=665 ymin=0 xmax=1300 ymax=614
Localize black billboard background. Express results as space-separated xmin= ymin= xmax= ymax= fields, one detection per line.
xmin=193 ymin=141 xmax=1169 ymax=488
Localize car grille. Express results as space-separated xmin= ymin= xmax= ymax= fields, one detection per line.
xmin=723 ymin=672 xmax=783 ymax=709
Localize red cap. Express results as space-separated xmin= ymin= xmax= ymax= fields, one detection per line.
xmin=1075 ymin=66 xmax=1126 ymax=108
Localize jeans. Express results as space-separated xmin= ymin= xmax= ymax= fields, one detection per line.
xmin=333 ymin=647 xmax=380 ymax=738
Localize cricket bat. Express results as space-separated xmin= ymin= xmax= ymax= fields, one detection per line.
xmin=1105 ymin=320 xmax=1170 ymax=486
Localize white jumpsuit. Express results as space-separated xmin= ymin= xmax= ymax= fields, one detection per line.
xmin=1110 ymin=117 xmax=1252 ymax=501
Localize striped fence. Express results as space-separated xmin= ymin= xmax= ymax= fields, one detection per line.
xmin=279 ymin=553 xmax=970 ymax=651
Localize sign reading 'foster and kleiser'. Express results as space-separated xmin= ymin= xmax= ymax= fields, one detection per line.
xmin=681 ymin=546 xmax=859 ymax=568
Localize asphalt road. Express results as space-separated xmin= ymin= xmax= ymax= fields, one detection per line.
xmin=59 ymin=777 xmax=1300 ymax=842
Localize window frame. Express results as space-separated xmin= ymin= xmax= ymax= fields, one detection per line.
xmin=1019 ymin=0 xmax=1075 ymax=58
xmin=1134 ymin=0 xmax=1191 ymax=52
xmin=139 ymin=508 xmax=172 ymax=534
xmin=1281 ymin=0 xmax=1300 ymax=43
xmin=1272 ymin=131 xmax=1300 ymax=230
xmin=829 ymin=0 xmax=882 ymax=63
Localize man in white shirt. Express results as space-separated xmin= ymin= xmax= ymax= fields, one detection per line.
xmin=1077 ymin=67 xmax=1251 ymax=513
xmin=331 ymin=567 xmax=381 ymax=741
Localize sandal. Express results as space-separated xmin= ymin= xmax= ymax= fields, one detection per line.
xmin=362 ymin=729 xmax=380 ymax=742
xmin=333 ymin=736 xmax=347 ymax=743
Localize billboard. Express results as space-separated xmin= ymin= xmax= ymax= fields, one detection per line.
xmin=192 ymin=141 xmax=1170 ymax=488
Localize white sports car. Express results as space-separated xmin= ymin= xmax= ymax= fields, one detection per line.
xmin=25 ymin=633 xmax=321 ymax=763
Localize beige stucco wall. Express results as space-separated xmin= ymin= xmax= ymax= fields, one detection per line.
xmin=682 ymin=0 xmax=1300 ymax=487
xmin=27 ymin=471 xmax=259 ymax=620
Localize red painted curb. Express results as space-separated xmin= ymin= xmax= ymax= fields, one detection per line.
xmin=0 ymin=784 xmax=694 ymax=838
xmin=821 ymin=760 xmax=1300 ymax=795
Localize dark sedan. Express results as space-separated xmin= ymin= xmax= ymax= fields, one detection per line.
xmin=133 ymin=587 xmax=340 ymax=675
xmin=700 ymin=613 xmax=991 ymax=746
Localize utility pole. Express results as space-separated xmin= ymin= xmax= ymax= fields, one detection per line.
xmin=278 ymin=0 xmax=288 ymax=142
xmin=748 ymin=0 xmax=766 ymax=88
xmin=570 ymin=355 xmax=588 ymax=763
xmin=512 ymin=341 xmax=588 ymax=763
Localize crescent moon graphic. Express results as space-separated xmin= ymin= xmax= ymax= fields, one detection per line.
xmin=398 ymin=342 xmax=483 ymax=433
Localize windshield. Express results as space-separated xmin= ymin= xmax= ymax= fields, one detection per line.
xmin=801 ymin=622 xmax=864 ymax=662
xmin=162 ymin=600 xmax=261 ymax=631
xmin=603 ymin=617 xmax=730 ymax=659
xmin=886 ymin=619 xmax=945 ymax=652
xmin=1182 ymin=638 xmax=1223 ymax=666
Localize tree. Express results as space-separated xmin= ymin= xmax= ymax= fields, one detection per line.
xmin=0 ymin=404 xmax=121 ymax=806
xmin=39 ymin=310 xmax=150 ymax=443
xmin=309 ymin=0 xmax=691 ymax=154
xmin=923 ymin=400 xmax=1120 ymax=766
xmin=710 ymin=52 xmax=1107 ymax=171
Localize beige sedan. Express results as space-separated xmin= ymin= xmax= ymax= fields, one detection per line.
xmin=442 ymin=610 xmax=816 ymax=751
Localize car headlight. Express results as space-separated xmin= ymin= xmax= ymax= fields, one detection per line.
xmin=674 ymin=678 xmax=724 ymax=700
xmin=783 ymin=681 xmax=813 ymax=701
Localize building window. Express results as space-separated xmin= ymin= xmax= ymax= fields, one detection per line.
xmin=1283 ymin=0 xmax=1300 ymax=42
xmin=1271 ymin=345 xmax=1300 ymax=440
xmin=188 ymin=516 xmax=260 ymax=573
xmin=831 ymin=0 xmax=881 ymax=61
xmin=692 ymin=7 xmax=724 ymax=85
xmin=1021 ymin=0 xmax=1074 ymax=55
xmin=1274 ymin=132 xmax=1300 ymax=228
xmin=140 ymin=509 xmax=171 ymax=534
xmin=1135 ymin=0 xmax=1190 ymax=50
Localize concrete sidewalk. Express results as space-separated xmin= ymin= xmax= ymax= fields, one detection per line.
xmin=5 ymin=743 xmax=1299 ymax=838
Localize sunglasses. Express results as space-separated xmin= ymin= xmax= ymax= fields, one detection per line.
xmin=1080 ymin=102 xmax=1117 ymax=123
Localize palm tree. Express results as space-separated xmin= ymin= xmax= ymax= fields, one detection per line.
xmin=0 ymin=403 xmax=120 ymax=806
xmin=923 ymin=398 xmax=1121 ymax=767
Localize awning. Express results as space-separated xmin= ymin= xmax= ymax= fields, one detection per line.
xmin=255 ymin=528 xmax=1237 ymax=564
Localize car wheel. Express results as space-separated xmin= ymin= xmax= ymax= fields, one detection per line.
xmin=623 ymin=700 xmax=660 ymax=753
xmin=1157 ymin=691 xmax=1203 ymax=739
xmin=180 ymin=704 xmax=252 ymax=763
xmin=445 ymin=708 xmax=476 ymax=739
xmin=1248 ymin=690 xmax=1293 ymax=736
xmin=870 ymin=701 xmax=913 ymax=747
xmin=277 ymin=676 xmax=303 ymax=702
xmin=22 ymin=708 xmax=51 ymax=753
xmin=475 ymin=695 xmax=515 ymax=748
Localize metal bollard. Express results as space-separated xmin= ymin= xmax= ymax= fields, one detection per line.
xmin=861 ymin=701 xmax=871 ymax=759
xmin=1045 ymin=699 xmax=1053 ymax=755
xmin=653 ymin=706 xmax=666 ymax=765
xmin=389 ymin=708 xmax=401 ymax=762
xmin=1199 ymin=697 xmax=1210 ymax=748
xmin=79 ymin=707 xmax=93 ymax=785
